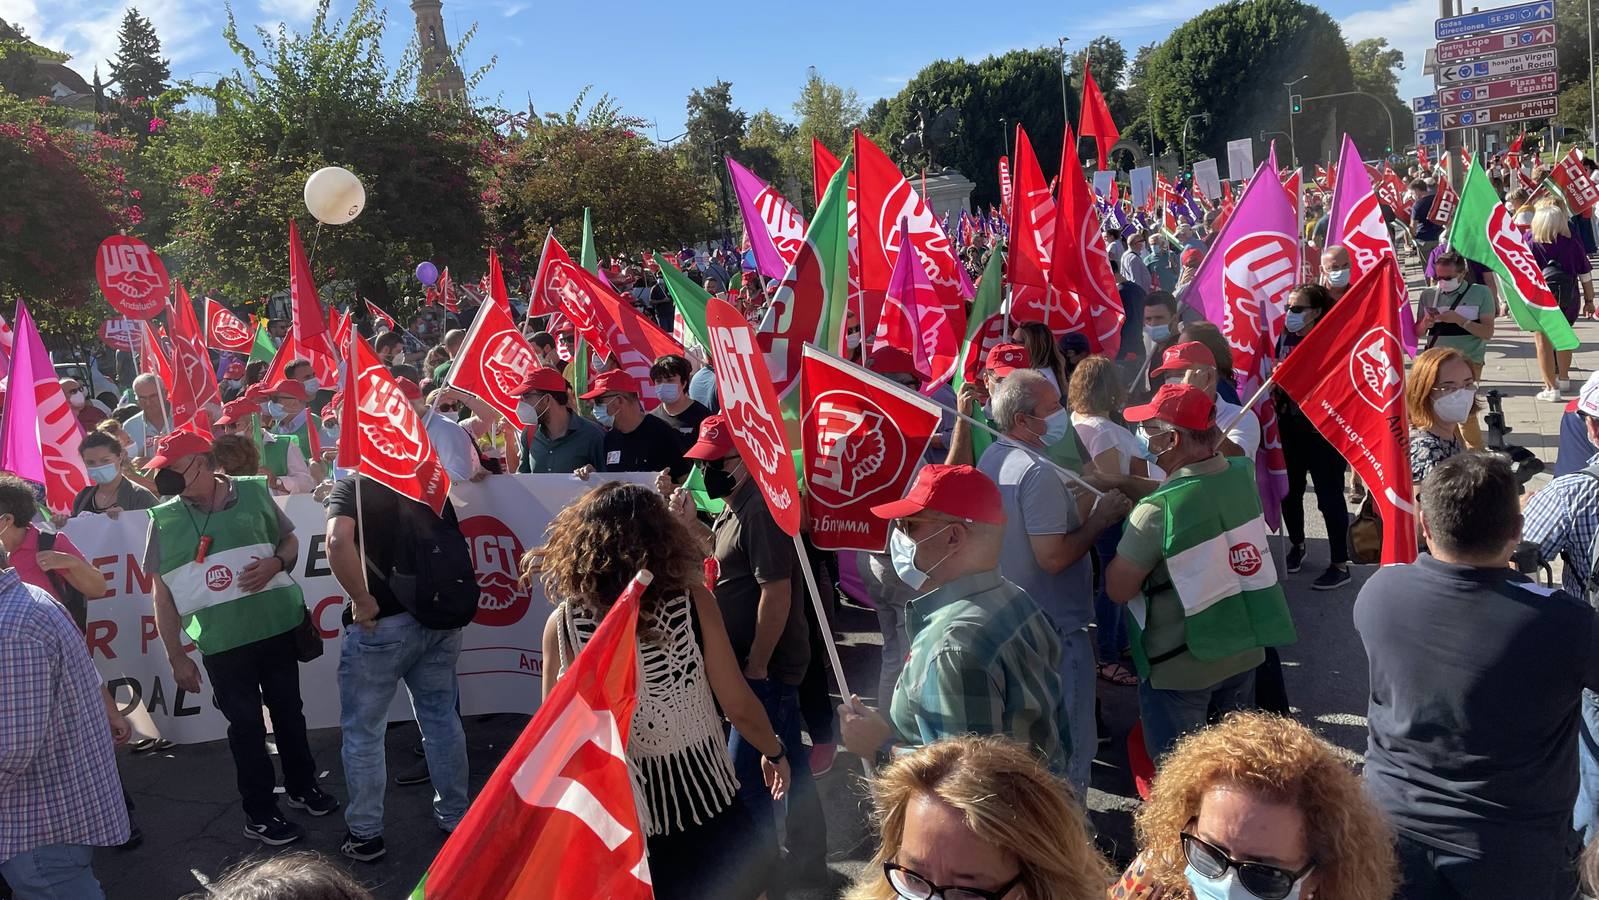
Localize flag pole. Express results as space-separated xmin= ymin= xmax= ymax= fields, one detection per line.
xmin=346 ymin=326 xmax=372 ymax=601
xmin=1221 ymin=375 xmax=1276 ymax=435
xmin=788 ymin=532 xmax=871 ymax=776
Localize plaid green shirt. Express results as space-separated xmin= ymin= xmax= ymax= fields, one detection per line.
xmin=889 ymin=570 xmax=1070 ymax=774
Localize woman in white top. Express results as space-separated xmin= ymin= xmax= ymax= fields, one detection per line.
xmin=528 ymin=482 xmax=790 ymax=899
xmin=1013 ymin=321 xmax=1071 ymax=397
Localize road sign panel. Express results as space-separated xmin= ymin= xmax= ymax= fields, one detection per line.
xmin=1415 ymin=111 xmax=1441 ymax=130
xmin=1413 ymin=95 xmax=1439 ymax=112
xmin=1437 ymin=72 xmax=1557 ymax=107
xmin=1436 ymin=25 xmax=1556 ymax=63
xmin=1435 ymin=0 xmax=1553 ymax=39
xmin=1416 ymin=129 xmax=1445 ymax=146
xmin=1434 ymin=47 xmax=1557 ymax=84
xmin=1438 ymin=94 xmax=1558 ymax=128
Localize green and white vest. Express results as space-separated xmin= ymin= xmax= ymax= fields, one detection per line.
xmin=1127 ymin=457 xmax=1296 ymax=674
xmin=261 ymin=432 xmax=304 ymax=477
xmin=150 ymin=476 xmax=304 ymax=655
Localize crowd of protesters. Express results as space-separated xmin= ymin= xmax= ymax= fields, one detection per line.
xmin=9 ymin=153 xmax=1599 ymax=900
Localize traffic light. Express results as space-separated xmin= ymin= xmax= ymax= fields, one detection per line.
xmin=1290 ymin=94 xmax=1303 ymax=114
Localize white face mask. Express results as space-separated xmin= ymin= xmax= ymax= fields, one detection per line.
xmin=68 ymin=391 xmax=86 ymax=409
xmin=1433 ymin=387 xmax=1475 ymax=424
xmin=888 ymin=524 xmax=953 ymax=591
xmin=1325 ymin=268 xmax=1351 ymax=288
xmin=1185 ymin=864 xmax=1306 ymax=900
xmin=1436 ymin=278 xmax=1461 ymax=293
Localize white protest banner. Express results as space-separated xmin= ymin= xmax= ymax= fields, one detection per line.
xmin=1193 ymin=158 xmax=1222 ymax=201
xmin=1227 ymin=139 xmax=1255 ymax=184
xmin=1092 ymin=170 xmax=1115 ymax=198
xmin=74 ymin=472 xmax=656 ymax=744
xmin=1129 ymin=166 xmax=1154 ymax=208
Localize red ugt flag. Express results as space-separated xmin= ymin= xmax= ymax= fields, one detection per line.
xmin=414 ymin=572 xmax=653 ymax=900
xmin=707 ymin=297 xmax=801 ymax=536
xmin=166 ymin=284 xmax=221 ymax=436
xmin=1273 ymin=256 xmax=1417 ymax=564
xmin=446 ymin=298 xmax=538 ymax=429
xmin=204 ymin=298 xmax=256 ymax=353
xmin=365 ymin=298 xmax=397 ymax=331
xmin=337 ymin=333 xmax=451 ymax=516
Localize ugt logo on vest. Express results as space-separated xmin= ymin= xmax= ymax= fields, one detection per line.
xmin=1228 ymin=542 xmax=1263 ymax=577
xmin=459 ymin=515 xmax=532 ymax=627
xmin=805 ymin=391 xmax=906 ymax=509
xmin=1348 ymin=327 xmax=1403 ymax=413
xmin=206 ymin=565 xmax=234 ymax=592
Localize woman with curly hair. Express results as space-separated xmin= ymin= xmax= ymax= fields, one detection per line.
xmin=525 ymin=481 xmax=791 ymax=900
xmin=846 ymin=735 xmax=1110 ymax=900
xmin=1111 ymin=712 xmax=1396 ymax=900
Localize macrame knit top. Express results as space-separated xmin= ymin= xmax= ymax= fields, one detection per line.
xmin=555 ymin=591 xmax=741 ymax=837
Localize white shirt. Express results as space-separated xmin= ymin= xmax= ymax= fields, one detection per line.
xmin=423 ymin=412 xmax=483 ymax=482
xmin=1215 ymin=397 xmax=1260 ymax=460
xmin=1071 ymin=413 xmax=1144 ymax=475
xmin=123 ymin=411 xmax=169 ymax=460
xmin=265 ymin=435 xmax=315 ymax=495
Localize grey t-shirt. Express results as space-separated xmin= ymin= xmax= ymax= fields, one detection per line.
xmin=976 ymin=437 xmax=1093 ymax=633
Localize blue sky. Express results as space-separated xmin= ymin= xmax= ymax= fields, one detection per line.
xmin=2 ymin=0 xmax=1439 ymax=136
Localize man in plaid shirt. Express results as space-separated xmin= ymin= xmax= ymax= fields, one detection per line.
xmin=1 ymin=563 xmax=130 ymax=898
xmin=838 ymin=464 xmax=1069 ymax=776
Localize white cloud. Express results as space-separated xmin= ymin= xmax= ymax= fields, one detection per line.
xmin=500 ymin=2 xmax=527 ymax=17
xmin=256 ymin=0 xmax=317 ymax=23
xmin=2 ymin=0 xmax=217 ymax=80
xmin=1341 ymin=0 xmax=1438 ymax=106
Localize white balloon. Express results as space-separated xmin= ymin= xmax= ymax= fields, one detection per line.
xmin=303 ymin=166 xmax=366 ymax=225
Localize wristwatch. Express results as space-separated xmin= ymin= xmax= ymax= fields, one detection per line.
xmin=874 ymin=739 xmax=896 ymax=770
xmin=763 ymin=736 xmax=786 ymax=764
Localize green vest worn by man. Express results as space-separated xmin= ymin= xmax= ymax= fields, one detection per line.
xmin=261 ymin=432 xmax=305 ymax=478
xmin=150 ymin=475 xmax=304 ymax=655
xmin=1126 ymin=457 xmax=1296 ymax=675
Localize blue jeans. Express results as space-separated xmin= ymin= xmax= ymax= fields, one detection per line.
xmin=1576 ymin=688 xmax=1599 ymax=843
xmin=1139 ymin=669 xmax=1255 ymax=762
xmin=1059 ymin=627 xmax=1096 ymax=805
xmin=728 ymin=678 xmax=827 ymax=889
xmin=0 ymin=843 xmax=103 ymax=900
xmin=1092 ymin=525 xmax=1126 ymax=663
xmin=338 ymin=613 xmax=469 ymax=839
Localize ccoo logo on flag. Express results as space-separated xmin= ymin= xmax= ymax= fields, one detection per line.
xmin=804 ymin=391 xmax=908 ymax=509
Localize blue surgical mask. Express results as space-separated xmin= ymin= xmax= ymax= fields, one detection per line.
xmin=656 ymin=383 xmax=682 ymax=404
xmin=87 ymin=463 xmax=120 ymax=485
xmin=1326 ymin=268 xmax=1351 ymax=288
xmin=1146 ymin=323 xmax=1171 ymax=342
xmin=264 ymin=401 xmax=286 ymax=420
xmin=1185 ymin=864 xmax=1305 ymax=900
xmin=1033 ymin=408 xmax=1071 ymax=446
xmin=1284 ymin=311 xmax=1307 ymax=334
xmin=593 ymin=403 xmax=615 ymax=428
xmin=888 ymin=524 xmax=952 ymax=591
xmin=302 ymin=376 xmax=321 ymax=394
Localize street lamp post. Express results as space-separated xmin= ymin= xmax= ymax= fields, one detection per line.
xmin=1057 ymin=37 xmax=1071 ymax=128
xmin=1284 ymin=74 xmax=1310 ymax=169
xmin=1181 ymin=112 xmax=1209 ymax=170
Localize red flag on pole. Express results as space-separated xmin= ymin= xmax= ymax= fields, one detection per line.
xmin=365 ymin=299 xmax=397 ymax=331
xmin=0 ymin=299 xmax=90 ymax=513
xmin=336 ymin=333 xmax=451 ymax=516
xmin=139 ymin=320 xmax=173 ymax=386
xmin=705 ymin=297 xmax=801 ymax=535
xmin=445 ymin=299 xmax=538 ymax=429
xmin=800 ymin=345 xmax=943 ymax=551
xmin=812 ymin=137 xmax=842 ymax=210
xmin=1271 ymin=256 xmax=1416 ymax=565
xmin=1050 ymin=123 xmax=1124 ymax=355
xmin=166 ymin=283 xmax=221 ymax=435
xmin=204 ymin=298 xmax=256 ymax=353
xmin=1005 ymin=124 xmax=1066 ymax=330
xmin=1078 ymin=64 xmax=1120 ymax=171
xmin=288 ymin=220 xmax=332 ymax=356
xmin=487 ymin=248 xmax=513 ymax=314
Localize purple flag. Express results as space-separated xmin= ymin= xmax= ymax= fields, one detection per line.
xmin=0 ymin=301 xmax=45 ymax=485
xmin=1325 ymin=135 xmax=1419 ymax=353
xmin=726 ymin=156 xmax=807 ymax=281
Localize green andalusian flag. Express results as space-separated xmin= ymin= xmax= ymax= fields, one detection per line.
xmin=653 ymin=251 xmax=712 ymax=354
xmin=952 ymin=249 xmax=1006 ymax=462
xmin=1447 ymin=158 xmax=1579 ymax=351
xmin=248 ymin=321 xmax=277 ymax=366
xmin=573 ymin=207 xmax=598 ymax=406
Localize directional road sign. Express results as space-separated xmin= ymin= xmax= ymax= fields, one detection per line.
xmin=1437 ymin=25 xmax=1556 ymax=63
xmin=1437 ymin=72 xmax=1557 ymax=108
xmin=1435 ymin=0 xmax=1554 ymax=39
xmin=1413 ymin=95 xmax=1439 ymax=113
xmin=1439 ymin=95 xmax=1558 ymax=129
xmin=1415 ymin=111 xmax=1442 ymax=130
xmin=1416 ymin=129 xmax=1445 ymax=146
xmin=1435 ymin=47 xmax=1557 ymax=84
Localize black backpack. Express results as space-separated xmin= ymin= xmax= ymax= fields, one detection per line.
xmin=372 ymin=497 xmax=481 ymax=630
xmin=1543 ymin=262 xmax=1577 ymax=309
xmin=38 ymin=530 xmax=88 ymax=632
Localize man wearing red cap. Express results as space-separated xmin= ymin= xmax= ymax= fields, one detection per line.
xmin=576 ymin=370 xmax=691 ymax=480
xmin=1149 ymin=340 xmax=1259 ymax=460
xmin=679 ymin=414 xmax=827 ymax=889
xmin=229 ymin=394 xmax=314 ymax=495
xmin=839 ymin=463 xmax=1071 ymax=776
xmin=1105 ymin=384 xmax=1296 ymax=760
xmin=944 ymin=342 xmax=1030 ymax=467
xmin=511 ymin=367 xmax=603 ymax=474
xmin=979 ymin=369 xmax=1132 ymax=799
xmin=142 ymin=430 xmax=337 ymax=846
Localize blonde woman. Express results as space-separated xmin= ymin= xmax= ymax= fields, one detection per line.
xmin=1110 ymin=713 xmax=1396 ymax=900
xmin=847 ymin=735 xmax=1110 ymax=900
xmin=1529 ymin=203 xmax=1594 ymax=399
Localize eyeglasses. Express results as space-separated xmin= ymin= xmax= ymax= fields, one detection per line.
xmin=883 ymin=862 xmax=1022 ymax=900
xmin=1430 ymin=380 xmax=1477 ymax=394
xmin=1181 ymin=832 xmax=1313 ymax=900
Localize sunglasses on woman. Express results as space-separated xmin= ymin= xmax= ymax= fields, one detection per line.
xmin=1181 ymin=832 xmax=1314 ymax=900
xmin=883 ymin=862 xmax=1021 ymax=900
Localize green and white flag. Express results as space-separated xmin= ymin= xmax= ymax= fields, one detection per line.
xmin=654 ymin=251 xmax=712 ymax=354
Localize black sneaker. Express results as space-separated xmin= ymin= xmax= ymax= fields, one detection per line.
xmin=395 ymin=758 xmax=431 ymax=786
xmin=1286 ymin=543 xmax=1306 ymax=574
xmin=244 ymin=815 xmax=304 ymax=846
xmin=285 ymin=786 xmax=340 ymax=817
xmin=342 ymin=831 xmax=387 ymax=862
xmin=1312 ymin=565 xmax=1352 ymax=591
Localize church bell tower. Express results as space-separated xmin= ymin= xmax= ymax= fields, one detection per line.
xmin=410 ymin=0 xmax=466 ymax=100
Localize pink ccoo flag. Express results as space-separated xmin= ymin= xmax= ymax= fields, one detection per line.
xmin=0 ymin=300 xmax=90 ymax=513
xmin=871 ymin=226 xmax=959 ymax=394
xmin=727 ymin=156 xmax=807 ymax=282
xmin=1326 ymin=134 xmax=1418 ymax=354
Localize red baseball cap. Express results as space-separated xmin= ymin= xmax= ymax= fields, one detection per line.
xmin=267 ymin=378 xmax=308 ymax=402
xmin=1124 ymin=382 xmax=1215 ymax=431
xmin=985 ymin=343 xmax=1029 ymax=378
xmin=579 ymin=369 xmax=641 ymax=400
xmin=214 ymin=398 xmax=257 ymax=426
xmin=684 ymin=414 xmax=736 ymax=461
xmin=869 ymin=464 xmax=1005 ymax=525
xmin=1150 ymin=341 xmax=1216 ymax=377
xmin=868 ymin=346 xmax=919 ymax=378
xmin=395 ymin=377 xmax=423 ymax=402
xmin=222 ymin=360 xmax=246 ymax=381
xmin=515 ymin=366 xmax=569 ymax=397
xmin=148 ymin=430 xmax=213 ymax=469
xmin=1180 ymin=247 xmax=1204 ymax=267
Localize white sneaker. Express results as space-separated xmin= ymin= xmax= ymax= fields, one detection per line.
xmin=1537 ymin=388 xmax=1563 ymax=402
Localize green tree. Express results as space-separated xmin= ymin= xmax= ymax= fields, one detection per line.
xmin=0 ymin=19 xmax=58 ymax=99
xmin=1347 ymin=37 xmax=1411 ymax=153
xmin=681 ymin=80 xmax=749 ymax=246
xmin=793 ymin=69 xmax=862 ymax=171
xmin=143 ymin=0 xmax=494 ymax=309
xmin=108 ymin=9 xmax=171 ymax=103
xmin=741 ymin=108 xmax=801 ymax=200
